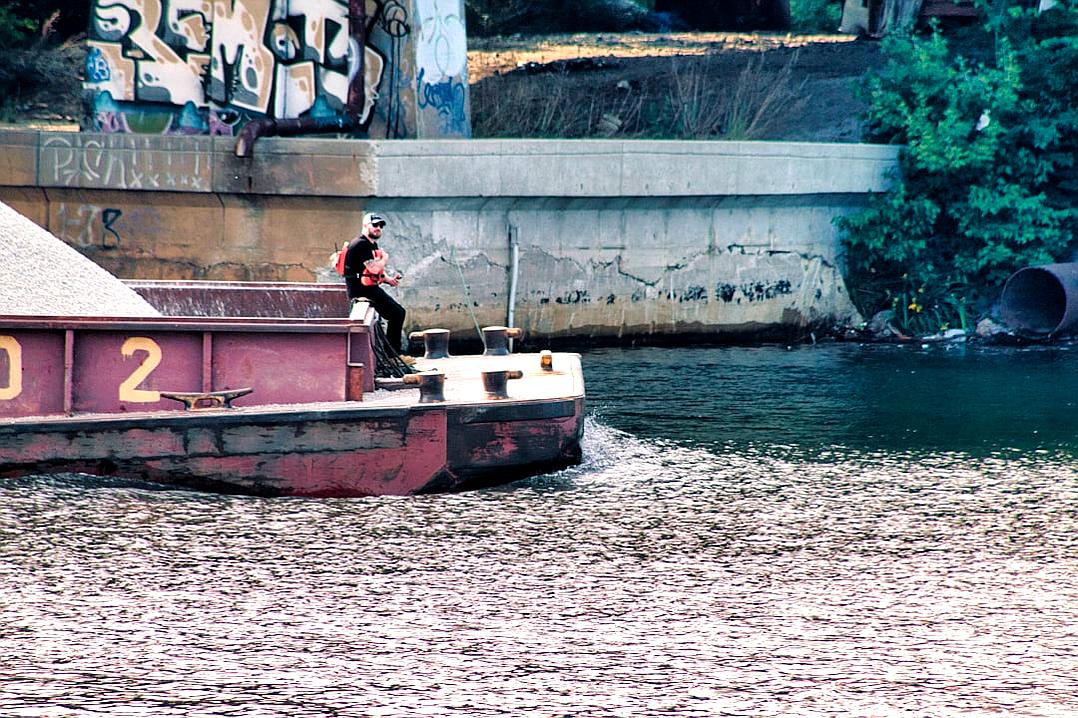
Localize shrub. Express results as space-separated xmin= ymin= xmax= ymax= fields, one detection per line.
xmin=0 ymin=41 xmax=85 ymax=119
xmin=789 ymin=0 xmax=842 ymax=33
xmin=0 ymin=1 xmax=87 ymax=43
xmin=0 ymin=5 xmax=36 ymax=47
xmin=838 ymin=1 xmax=1078 ymax=335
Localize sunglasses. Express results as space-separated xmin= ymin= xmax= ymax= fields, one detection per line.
xmin=371 ymin=222 xmax=386 ymax=229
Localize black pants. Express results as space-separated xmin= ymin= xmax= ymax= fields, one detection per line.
xmin=349 ymin=282 xmax=406 ymax=353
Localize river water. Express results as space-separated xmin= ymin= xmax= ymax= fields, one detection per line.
xmin=2 ymin=343 xmax=1077 ymax=718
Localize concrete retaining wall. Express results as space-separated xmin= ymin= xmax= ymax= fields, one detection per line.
xmin=0 ymin=130 xmax=900 ymax=342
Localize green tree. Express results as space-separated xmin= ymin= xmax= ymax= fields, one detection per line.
xmin=0 ymin=3 xmax=36 ymax=47
xmin=0 ymin=1 xmax=89 ymax=45
xmin=839 ymin=0 xmax=1078 ymax=335
xmin=789 ymin=0 xmax=842 ymax=32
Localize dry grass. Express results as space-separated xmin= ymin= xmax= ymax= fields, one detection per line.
xmin=666 ymin=53 xmax=807 ymax=139
xmin=471 ymin=50 xmax=808 ymax=140
xmin=471 ymin=69 xmax=643 ymax=138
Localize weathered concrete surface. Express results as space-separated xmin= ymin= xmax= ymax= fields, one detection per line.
xmin=371 ymin=195 xmax=870 ymax=340
xmin=371 ymin=139 xmax=897 ymax=197
xmin=0 ymin=130 xmax=900 ymax=341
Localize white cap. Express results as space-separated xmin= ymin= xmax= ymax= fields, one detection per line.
xmin=362 ymin=212 xmax=385 ymax=227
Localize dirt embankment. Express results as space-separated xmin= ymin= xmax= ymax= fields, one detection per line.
xmin=2 ymin=32 xmax=882 ymax=143
xmin=469 ymin=33 xmax=884 ymax=142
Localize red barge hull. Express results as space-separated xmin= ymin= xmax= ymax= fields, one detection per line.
xmin=0 ymin=283 xmax=585 ymax=497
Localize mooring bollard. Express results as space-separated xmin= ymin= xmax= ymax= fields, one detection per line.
xmin=403 ymin=370 xmax=446 ymax=403
xmin=482 ymin=326 xmax=524 ymax=356
xmin=160 ymin=387 xmax=254 ymax=411
xmin=481 ymin=369 xmax=524 ymax=399
xmin=409 ymin=328 xmax=451 ymax=359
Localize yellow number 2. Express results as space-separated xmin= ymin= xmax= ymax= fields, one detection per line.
xmin=0 ymin=335 xmax=22 ymax=401
xmin=119 ymin=337 xmax=162 ymax=403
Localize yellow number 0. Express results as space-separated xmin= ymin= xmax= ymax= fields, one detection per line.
xmin=0 ymin=335 xmax=22 ymax=401
xmin=119 ymin=337 xmax=162 ymax=403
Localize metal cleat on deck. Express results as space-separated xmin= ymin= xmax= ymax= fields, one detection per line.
xmin=160 ymin=387 xmax=254 ymax=410
xmin=482 ymin=326 xmax=523 ymax=356
xmin=409 ymin=328 xmax=451 ymax=359
xmin=402 ymin=370 xmax=446 ymax=403
xmin=481 ymin=369 xmax=523 ymax=399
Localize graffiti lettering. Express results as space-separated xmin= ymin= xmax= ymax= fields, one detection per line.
xmin=85 ymin=0 xmax=396 ymax=134
xmin=83 ymin=0 xmax=471 ymax=137
xmin=741 ymin=280 xmax=792 ymax=302
xmin=102 ymin=208 xmax=123 ymax=247
xmin=555 ymin=290 xmax=590 ymax=305
xmin=668 ymin=285 xmax=708 ymax=303
xmin=206 ymin=0 xmax=274 ymax=112
xmin=417 ymin=69 xmax=467 ymax=135
xmin=715 ymin=280 xmax=793 ymax=303
xmin=42 ymin=135 xmax=210 ymax=190
xmin=86 ymin=46 xmax=112 ymax=83
xmin=415 ymin=0 xmax=465 ymax=82
xmin=91 ymin=0 xmax=208 ymax=106
xmin=414 ymin=0 xmax=467 ymax=136
xmin=56 ymin=204 xmax=101 ymax=248
xmin=377 ymin=0 xmax=410 ymax=137
xmin=54 ymin=204 xmax=126 ymax=249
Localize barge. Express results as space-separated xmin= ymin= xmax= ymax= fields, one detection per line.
xmin=0 ymin=282 xmax=584 ymax=497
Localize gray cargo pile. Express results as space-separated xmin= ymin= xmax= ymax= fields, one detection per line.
xmin=0 ymin=202 xmax=160 ymax=317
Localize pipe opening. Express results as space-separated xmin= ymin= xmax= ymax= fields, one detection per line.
xmin=1001 ymin=267 xmax=1067 ymax=336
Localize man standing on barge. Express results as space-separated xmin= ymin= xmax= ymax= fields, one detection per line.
xmin=343 ymin=212 xmax=407 ymax=354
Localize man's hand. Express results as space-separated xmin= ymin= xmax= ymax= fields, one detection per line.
xmin=384 ymin=272 xmax=402 ymax=287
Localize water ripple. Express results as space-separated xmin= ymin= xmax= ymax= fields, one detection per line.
xmin=3 ymin=344 xmax=1078 ymax=717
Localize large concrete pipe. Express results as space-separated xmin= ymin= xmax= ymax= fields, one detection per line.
xmin=1000 ymin=264 xmax=1078 ymax=337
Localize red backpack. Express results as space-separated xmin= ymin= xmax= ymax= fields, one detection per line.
xmin=333 ymin=243 xmax=348 ymax=276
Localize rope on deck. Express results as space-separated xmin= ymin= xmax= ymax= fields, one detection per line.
xmin=371 ymin=320 xmax=416 ymax=378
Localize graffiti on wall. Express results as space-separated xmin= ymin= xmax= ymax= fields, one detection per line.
xmin=52 ymin=203 xmax=127 ymax=249
xmin=83 ymin=0 xmax=465 ymax=138
xmin=414 ymin=0 xmax=467 ymax=135
xmin=85 ymin=0 xmax=388 ymax=135
xmin=42 ymin=133 xmax=212 ymax=190
xmin=373 ymin=0 xmax=412 ymax=138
